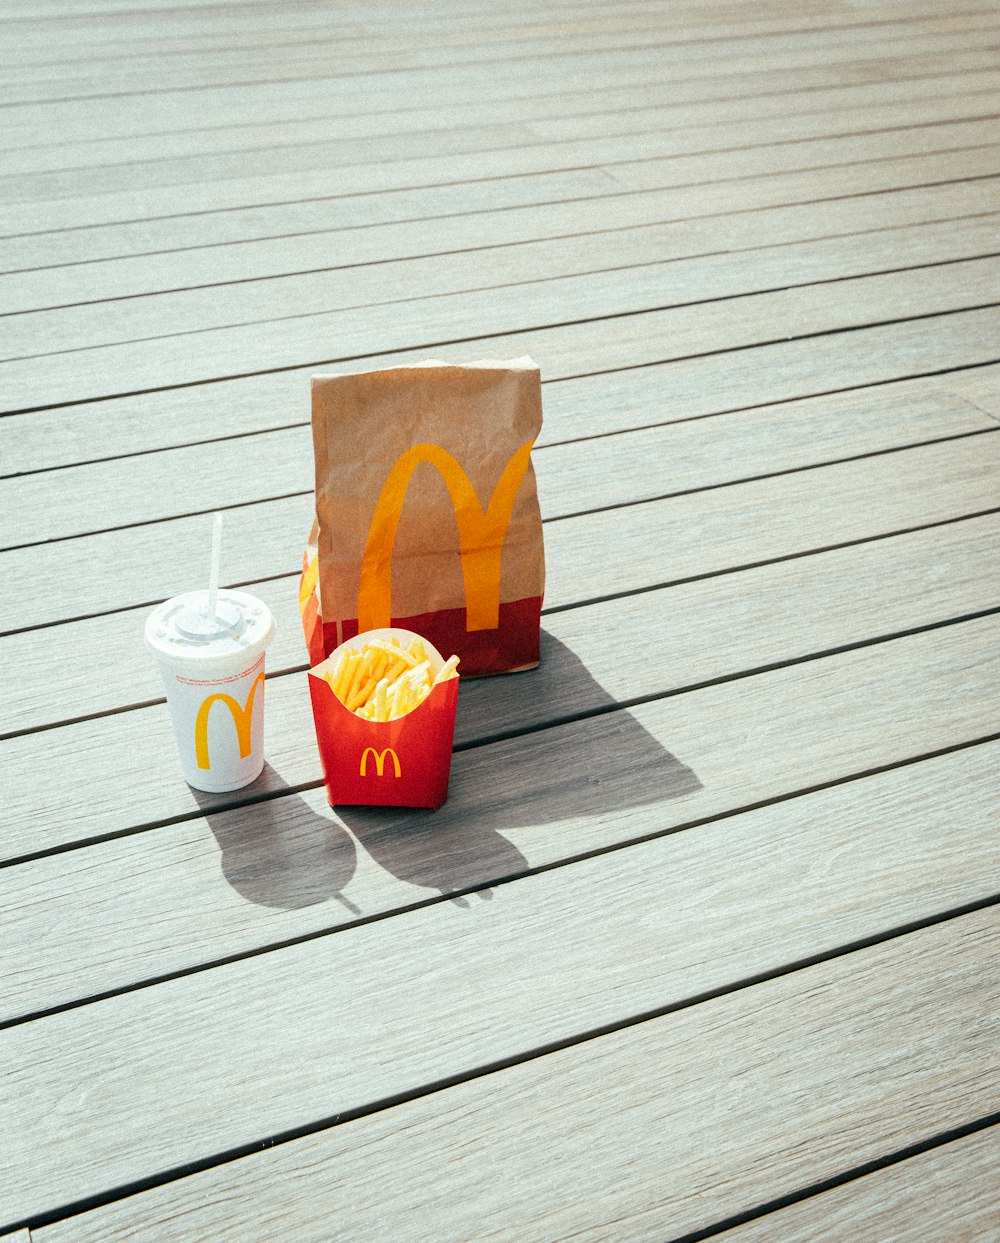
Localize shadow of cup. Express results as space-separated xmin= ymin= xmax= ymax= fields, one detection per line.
xmin=194 ymin=769 xmax=359 ymax=912
xmin=338 ymin=631 xmax=700 ymax=900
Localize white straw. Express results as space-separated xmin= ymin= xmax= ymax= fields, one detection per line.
xmin=207 ymin=512 xmax=223 ymax=619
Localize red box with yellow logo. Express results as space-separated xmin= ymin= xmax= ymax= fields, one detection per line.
xmin=307 ymin=628 xmax=459 ymax=809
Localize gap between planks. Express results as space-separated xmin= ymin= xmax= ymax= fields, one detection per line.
xmin=3 ymin=515 xmax=998 ymax=863
xmin=1 ymin=839 xmax=997 ymax=1231
xmin=5 ymin=174 xmax=1000 ymax=323
xmin=1 ymin=546 xmax=999 ymax=1020
xmin=3 ymin=243 xmax=1000 ymax=414
xmin=2 ymin=109 xmax=998 ymax=239
xmin=709 ymin=1123 xmax=1000 ymax=1243
xmin=2 ymin=62 xmax=997 ymax=192
xmin=5 ymin=308 xmax=1000 ymax=479
xmin=6 ymin=3 xmax=995 ymax=74
xmin=2 ymin=363 xmax=998 ymax=642
xmin=5 ymin=20 xmax=999 ymax=111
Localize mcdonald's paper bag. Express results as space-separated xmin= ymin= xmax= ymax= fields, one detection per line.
xmin=308 ymin=628 xmax=459 ymax=808
xmin=302 ymin=357 xmax=545 ymax=676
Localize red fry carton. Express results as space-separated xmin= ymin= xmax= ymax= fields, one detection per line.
xmin=307 ymin=628 xmax=459 ymax=809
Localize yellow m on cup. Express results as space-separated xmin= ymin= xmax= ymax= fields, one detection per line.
xmin=358 ymin=439 xmax=535 ymax=633
xmin=194 ymin=672 xmax=265 ymax=770
xmin=360 ymin=747 xmax=401 ymax=778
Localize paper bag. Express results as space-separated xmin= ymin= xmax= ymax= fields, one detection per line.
xmin=301 ymin=357 xmax=545 ymax=676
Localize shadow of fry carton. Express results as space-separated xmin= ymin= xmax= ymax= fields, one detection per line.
xmin=307 ymin=628 xmax=459 ymax=809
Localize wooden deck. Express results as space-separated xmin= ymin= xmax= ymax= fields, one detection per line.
xmin=2 ymin=0 xmax=999 ymax=1237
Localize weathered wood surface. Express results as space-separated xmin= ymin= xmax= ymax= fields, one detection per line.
xmin=7 ymin=209 xmax=1000 ymax=359
xmin=3 ymin=0 xmax=998 ymax=1236
xmin=4 ymin=219 xmax=999 ymax=411
xmin=5 ymin=71 xmax=999 ymax=184
xmin=5 ymin=143 xmax=998 ymax=280
xmin=3 ymin=780 xmax=997 ymax=1225
xmin=22 ymin=911 xmax=1000 ymax=1241
xmin=4 ymin=595 xmax=998 ymax=889
xmin=2 ymin=387 xmax=995 ymax=735
xmin=3 ymin=107 xmax=998 ymax=237
xmin=7 ymin=305 xmax=1000 ymax=478
xmin=5 ymin=427 xmax=998 ymax=635
xmin=721 ymin=1125 xmax=1000 ymax=1242
xmin=5 ymin=88 xmax=999 ymax=221
xmin=2 ymin=692 xmax=997 ymax=1023
xmin=5 ymin=170 xmax=999 ymax=318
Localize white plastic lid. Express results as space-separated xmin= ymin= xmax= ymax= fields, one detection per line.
xmin=145 ymin=589 xmax=275 ymax=669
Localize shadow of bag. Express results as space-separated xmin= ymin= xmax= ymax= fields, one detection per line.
xmin=300 ymin=357 xmax=546 ymax=676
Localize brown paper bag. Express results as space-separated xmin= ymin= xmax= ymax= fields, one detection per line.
xmin=301 ymin=357 xmax=545 ymax=676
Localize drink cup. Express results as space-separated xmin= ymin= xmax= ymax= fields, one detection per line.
xmin=145 ymin=589 xmax=276 ymax=792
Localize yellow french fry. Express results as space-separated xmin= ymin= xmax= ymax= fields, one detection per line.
xmin=327 ymin=635 xmax=456 ymax=720
xmin=326 ymin=648 xmax=351 ymax=700
xmin=366 ymin=636 xmax=419 ymax=668
xmin=433 ymin=655 xmax=460 ymax=685
xmin=347 ymin=669 xmax=381 ymax=712
xmin=343 ymin=650 xmax=370 ymax=705
xmin=373 ymin=677 xmax=390 ymax=722
xmin=379 ymin=655 xmax=409 ymax=685
xmin=393 ymin=682 xmax=415 ymax=719
xmin=408 ymin=660 xmax=430 ymax=687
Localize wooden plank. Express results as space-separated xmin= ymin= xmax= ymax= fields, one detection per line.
xmin=13 ymin=9 xmax=993 ymax=93
xmin=5 ymin=283 xmax=1000 ymax=485
xmin=6 ymin=205 xmax=1000 ymax=357
xmin=4 ymin=65 xmax=997 ymax=173
xmin=7 ymin=42 xmax=997 ymax=156
xmin=6 ymin=359 xmax=995 ymax=555
xmin=27 ymin=910 xmax=999 ymax=1243
xmin=3 ymin=488 xmax=999 ymax=744
xmin=6 ymin=299 xmax=1000 ymax=480
xmin=0 ymin=8 xmax=798 ymax=65
xmin=612 ymin=114 xmax=1000 ymax=193
xmin=0 ymin=0 xmax=861 ymax=44
xmin=0 ymin=0 xmax=981 ymax=40
xmin=1 ymin=106 xmax=996 ymax=237
xmin=3 ymin=536 xmax=998 ymax=866
xmin=7 ymin=18 xmax=855 ymax=88
xmin=2 ymin=553 xmax=998 ymax=1020
xmin=8 ymin=36 xmax=998 ymax=151
xmin=7 ymin=168 xmax=998 ymax=315
xmin=3 ymin=417 xmax=997 ymax=641
xmin=5 ymin=141 xmax=995 ymax=283
xmin=5 ymin=79 xmax=998 ymax=209
xmin=6 ymin=3 xmax=992 ymax=79
xmin=3 ymin=833 xmax=996 ymax=1228
xmin=3 ymin=242 xmax=999 ymax=415
xmin=4 ymin=20 xmax=996 ymax=109
xmin=720 ymin=1126 xmax=1000 ymax=1242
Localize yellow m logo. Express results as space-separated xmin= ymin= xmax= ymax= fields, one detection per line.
xmin=358 ymin=439 xmax=535 ymax=633
xmin=360 ymin=747 xmax=401 ymax=778
xmin=194 ymin=672 xmax=265 ymax=770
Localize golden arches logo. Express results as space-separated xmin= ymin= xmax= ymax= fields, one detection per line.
xmin=194 ymin=672 xmax=265 ymax=770
xmin=358 ymin=439 xmax=535 ymax=633
xmin=360 ymin=747 xmax=401 ymax=778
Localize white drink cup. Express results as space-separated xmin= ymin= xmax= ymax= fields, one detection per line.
xmin=145 ymin=589 xmax=276 ymax=792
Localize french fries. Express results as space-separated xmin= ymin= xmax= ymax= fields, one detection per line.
xmin=322 ymin=635 xmax=459 ymax=721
